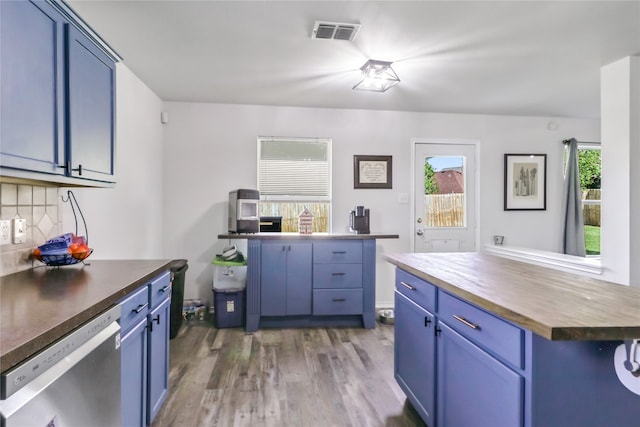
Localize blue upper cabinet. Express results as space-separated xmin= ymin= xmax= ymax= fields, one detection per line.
xmin=0 ymin=0 xmax=66 ymax=175
xmin=0 ymin=0 xmax=117 ymax=185
xmin=66 ymin=25 xmax=116 ymax=181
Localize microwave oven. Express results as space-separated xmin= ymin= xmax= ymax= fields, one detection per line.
xmin=228 ymin=189 xmax=259 ymax=233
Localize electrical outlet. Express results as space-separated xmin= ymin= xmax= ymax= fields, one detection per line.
xmin=12 ymin=218 xmax=26 ymax=244
xmin=0 ymin=220 xmax=11 ymax=245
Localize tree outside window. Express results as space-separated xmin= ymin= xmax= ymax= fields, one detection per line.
xmin=578 ymin=147 xmax=601 ymax=256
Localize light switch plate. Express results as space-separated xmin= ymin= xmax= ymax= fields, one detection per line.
xmin=12 ymin=218 xmax=26 ymax=244
xmin=0 ymin=220 xmax=11 ymax=245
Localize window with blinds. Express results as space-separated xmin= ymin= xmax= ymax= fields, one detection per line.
xmin=258 ymin=137 xmax=331 ymax=232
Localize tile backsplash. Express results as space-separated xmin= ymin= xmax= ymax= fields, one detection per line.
xmin=1 ymin=183 xmax=62 ymax=276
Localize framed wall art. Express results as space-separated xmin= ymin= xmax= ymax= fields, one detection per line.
xmin=354 ymin=155 xmax=392 ymax=189
xmin=504 ymin=153 xmax=547 ymax=210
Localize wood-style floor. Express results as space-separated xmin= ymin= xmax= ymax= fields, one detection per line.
xmin=151 ymin=320 xmax=426 ymax=427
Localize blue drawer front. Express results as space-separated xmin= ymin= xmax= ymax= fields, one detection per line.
xmin=149 ymin=271 xmax=171 ymax=309
xmin=395 ymin=269 xmax=437 ymax=313
xmin=313 ymin=241 xmax=362 ymax=264
xmin=313 ymin=263 xmax=362 ymax=289
xmin=120 ymin=286 xmax=149 ymax=333
xmin=439 ymin=291 xmax=524 ymax=369
xmin=313 ymin=289 xmax=363 ymax=315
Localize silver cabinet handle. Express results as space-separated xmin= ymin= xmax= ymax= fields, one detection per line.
xmin=453 ymin=315 xmax=480 ymax=330
xmin=161 ymin=285 xmax=171 ymax=293
xmin=133 ymin=303 xmax=149 ymax=314
xmin=400 ymin=281 xmax=416 ymax=291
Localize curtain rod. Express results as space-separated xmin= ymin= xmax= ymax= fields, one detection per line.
xmin=562 ymin=138 xmax=601 ymax=145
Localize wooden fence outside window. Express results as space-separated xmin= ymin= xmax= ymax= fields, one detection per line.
xmin=260 ymin=202 xmax=329 ymax=232
xmin=424 ymin=193 xmax=465 ymax=227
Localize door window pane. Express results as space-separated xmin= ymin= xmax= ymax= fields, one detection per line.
xmin=424 ymin=156 xmax=465 ymax=228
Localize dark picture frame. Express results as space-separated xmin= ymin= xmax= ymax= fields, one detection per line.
xmin=354 ymin=155 xmax=392 ymax=189
xmin=504 ymin=154 xmax=547 ymax=210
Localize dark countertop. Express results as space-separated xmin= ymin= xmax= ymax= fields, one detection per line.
xmin=386 ymin=252 xmax=640 ymax=341
xmin=218 ymin=232 xmax=399 ymax=240
xmin=0 ymin=259 xmax=172 ymax=372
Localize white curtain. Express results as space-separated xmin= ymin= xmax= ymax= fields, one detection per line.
xmin=561 ymin=138 xmax=586 ymax=256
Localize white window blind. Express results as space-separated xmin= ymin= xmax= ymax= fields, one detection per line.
xmin=258 ymin=137 xmax=331 ymax=200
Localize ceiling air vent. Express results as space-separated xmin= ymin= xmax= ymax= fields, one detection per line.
xmin=312 ymin=21 xmax=361 ymax=41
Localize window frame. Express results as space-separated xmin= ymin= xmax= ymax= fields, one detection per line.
xmin=257 ymin=136 xmax=332 ymax=232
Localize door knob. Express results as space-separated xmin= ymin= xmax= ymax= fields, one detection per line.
xmin=416 ymin=230 xmax=424 ymax=236
xmin=417 ymin=218 xmax=423 ymax=223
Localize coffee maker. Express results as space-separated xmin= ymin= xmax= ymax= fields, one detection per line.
xmin=349 ymin=206 xmax=370 ymax=234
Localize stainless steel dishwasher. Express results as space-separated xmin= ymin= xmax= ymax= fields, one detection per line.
xmin=0 ymin=305 xmax=121 ymax=427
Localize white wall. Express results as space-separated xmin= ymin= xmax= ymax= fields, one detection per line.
xmin=601 ymin=56 xmax=640 ymax=287
xmin=162 ymin=102 xmax=599 ymax=306
xmin=63 ymin=64 xmax=165 ymax=259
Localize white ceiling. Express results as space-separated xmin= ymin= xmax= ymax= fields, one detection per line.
xmin=68 ymin=0 xmax=640 ymax=119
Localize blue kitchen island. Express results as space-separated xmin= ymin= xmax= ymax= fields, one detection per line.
xmin=218 ymin=233 xmax=398 ymax=332
xmin=386 ymin=252 xmax=640 ymax=427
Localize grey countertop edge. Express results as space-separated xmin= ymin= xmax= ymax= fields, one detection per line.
xmin=218 ymin=232 xmax=399 ymax=240
xmin=385 ymin=254 xmax=640 ymax=341
xmin=0 ymin=260 xmax=173 ymax=372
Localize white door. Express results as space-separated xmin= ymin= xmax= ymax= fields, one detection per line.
xmin=413 ymin=141 xmax=477 ymax=253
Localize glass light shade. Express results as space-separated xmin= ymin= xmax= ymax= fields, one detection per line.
xmin=353 ymin=60 xmax=400 ymax=92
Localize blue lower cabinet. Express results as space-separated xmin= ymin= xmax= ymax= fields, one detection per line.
xmin=436 ymin=322 xmax=523 ymax=427
xmin=147 ymin=298 xmax=170 ymax=424
xmin=394 ymin=267 xmax=640 ymax=427
xmin=394 ymin=291 xmax=436 ymax=426
xmin=119 ymin=271 xmax=171 ymax=427
xmin=260 ymin=242 xmax=312 ymax=316
xmin=247 ymin=238 xmax=377 ymax=331
xmin=121 ymin=318 xmax=148 ymax=427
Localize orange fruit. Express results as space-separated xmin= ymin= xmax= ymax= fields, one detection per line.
xmin=71 ymin=244 xmax=90 ymax=260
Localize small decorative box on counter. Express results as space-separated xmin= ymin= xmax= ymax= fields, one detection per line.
xmin=298 ymin=207 xmax=314 ymax=234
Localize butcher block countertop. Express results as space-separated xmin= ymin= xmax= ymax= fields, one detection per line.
xmin=218 ymin=232 xmax=399 ymax=240
xmin=0 ymin=259 xmax=172 ymax=372
xmin=386 ymin=252 xmax=640 ymax=341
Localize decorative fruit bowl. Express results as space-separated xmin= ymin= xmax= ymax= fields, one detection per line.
xmin=35 ymin=249 xmax=93 ymax=266
xmin=33 ymin=232 xmax=92 ymax=267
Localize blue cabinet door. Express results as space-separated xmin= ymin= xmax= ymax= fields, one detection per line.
xmin=260 ymin=242 xmax=287 ymax=316
xmin=121 ymin=318 xmax=148 ymax=427
xmin=394 ymin=291 xmax=436 ymax=426
xmin=285 ymin=242 xmax=312 ymax=315
xmin=0 ymin=0 xmax=65 ymax=174
xmin=66 ymin=25 xmax=116 ymax=182
xmin=260 ymin=242 xmax=312 ymax=316
xmin=147 ymin=297 xmax=170 ymax=425
xmin=437 ymin=322 xmax=524 ymax=427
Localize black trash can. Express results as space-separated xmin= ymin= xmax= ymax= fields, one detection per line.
xmin=169 ymin=259 xmax=189 ymax=339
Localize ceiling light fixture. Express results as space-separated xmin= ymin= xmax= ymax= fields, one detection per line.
xmin=353 ymin=60 xmax=400 ymax=92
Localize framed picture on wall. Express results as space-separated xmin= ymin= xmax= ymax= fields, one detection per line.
xmin=354 ymin=155 xmax=392 ymax=189
xmin=504 ymin=153 xmax=547 ymax=210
